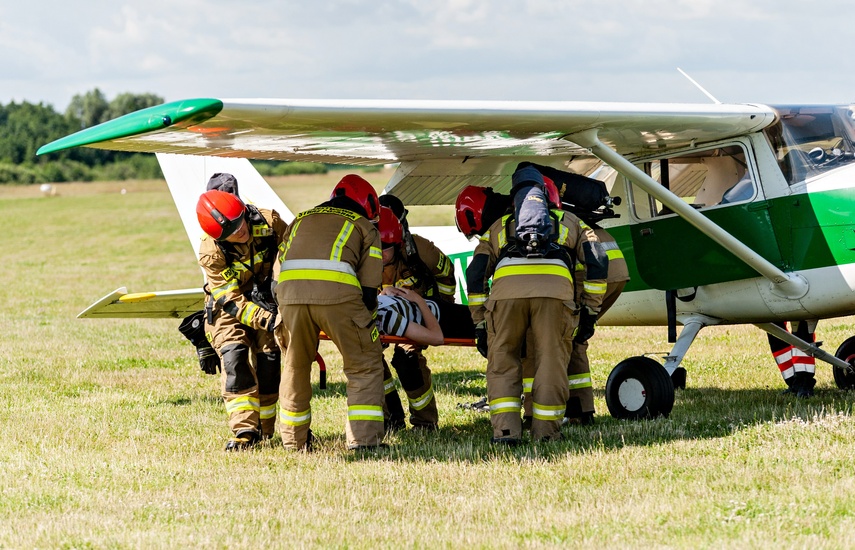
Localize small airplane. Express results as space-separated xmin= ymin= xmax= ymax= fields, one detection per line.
xmin=38 ymin=96 xmax=855 ymax=420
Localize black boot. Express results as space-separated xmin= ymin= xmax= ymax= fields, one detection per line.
xmin=224 ymin=430 xmax=259 ymax=451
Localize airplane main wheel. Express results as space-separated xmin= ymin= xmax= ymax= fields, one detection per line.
xmin=833 ymin=336 xmax=855 ymax=389
xmin=605 ymin=356 xmax=675 ymax=420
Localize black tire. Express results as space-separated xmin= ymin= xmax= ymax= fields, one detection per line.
xmin=833 ymin=336 xmax=855 ymax=389
xmin=605 ymin=356 xmax=675 ymax=420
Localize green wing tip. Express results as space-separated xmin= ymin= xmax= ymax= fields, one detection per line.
xmin=37 ymin=98 xmax=224 ymax=155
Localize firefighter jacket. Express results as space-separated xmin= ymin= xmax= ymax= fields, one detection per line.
xmin=275 ymin=204 xmax=382 ymax=306
xmin=586 ymin=228 xmax=629 ymax=284
xmin=198 ymin=207 xmax=288 ymax=332
xmin=466 ymin=209 xmax=608 ymax=325
xmin=382 ymin=234 xmax=456 ymax=302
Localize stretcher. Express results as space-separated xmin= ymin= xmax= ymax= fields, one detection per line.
xmin=315 ymin=333 xmax=476 ymax=388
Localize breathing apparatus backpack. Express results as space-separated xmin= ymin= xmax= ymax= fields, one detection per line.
xmin=508 ymin=167 xmax=558 ymax=259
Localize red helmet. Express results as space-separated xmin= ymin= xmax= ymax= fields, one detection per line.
xmin=543 ymin=176 xmax=561 ymax=209
xmin=455 ymin=185 xmax=490 ymax=238
xmin=378 ymin=206 xmax=403 ymax=248
xmin=197 ymin=190 xmax=246 ymax=240
xmin=330 ymin=174 xmax=380 ymax=221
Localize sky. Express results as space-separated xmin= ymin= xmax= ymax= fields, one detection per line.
xmin=2 ymin=0 xmax=854 ymax=113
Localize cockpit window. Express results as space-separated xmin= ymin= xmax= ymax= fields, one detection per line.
xmin=764 ymin=105 xmax=855 ymax=184
xmin=628 ymin=144 xmax=754 ymax=220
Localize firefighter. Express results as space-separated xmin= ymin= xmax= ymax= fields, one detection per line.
xmin=379 ymin=194 xmax=457 ymax=303
xmin=196 ymin=177 xmax=288 ymax=451
xmin=768 ymin=321 xmax=817 ymax=397
xmin=565 ymin=223 xmax=629 ymax=424
xmin=466 ymin=166 xmax=608 ymax=443
xmin=377 ymin=204 xmax=454 ymax=430
xmin=274 ymin=174 xmax=386 ymax=451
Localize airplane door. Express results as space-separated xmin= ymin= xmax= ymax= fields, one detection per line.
xmin=626 ymin=144 xmax=784 ymax=290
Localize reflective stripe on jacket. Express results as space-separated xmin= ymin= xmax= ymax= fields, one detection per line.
xmin=275 ymin=205 xmax=382 ymax=305
xmin=198 ymin=207 xmax=287 ymax=331
xmin=467 ymin=209 xmax=607 ymax=325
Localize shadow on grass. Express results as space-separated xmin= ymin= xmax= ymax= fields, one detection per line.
xmin=336 ymin=385 xmax=855 ymax=464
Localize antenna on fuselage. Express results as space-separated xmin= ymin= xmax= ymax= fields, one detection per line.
xmin=677 ymin=67 xmax=721 ymax=104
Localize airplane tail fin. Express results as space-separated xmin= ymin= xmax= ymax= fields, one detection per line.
xmin=156 ymin=153 xmax=295 ymax=259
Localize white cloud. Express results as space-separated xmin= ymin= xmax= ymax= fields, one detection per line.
xmin=1 ymin=0 xmax=854 ymax=110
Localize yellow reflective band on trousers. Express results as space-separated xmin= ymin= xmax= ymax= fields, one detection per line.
xmin=489 ymin=396 xmax=521 ymax=415
xmin=225 ymin=395 xmax=260 ymax=414
xmin=240 ymin=301 xmax=260 ymax=325
xmin=532 ymin=402 xmax=565 ymax=421
xmin=568 ymin=373 xmax=592 ymax=389
xmin=522 ymin=378 xmax=533 ymax=393
xmin=260 ymin=403 xmax=278 ymax=420
xmin=330 ymin=220 xmax=355 ymax=261
xmin=384 ymin=377 xmax=397 ymax=394
xmin=408 ymin=384 xmax=434 ymax=411
xmin=584 ymin=281 xmax=607 ymax=295
xmin=347 ymin=405 xmax=384 ymax=422
xmin=279 ymin=407 xmax=311 ymax=426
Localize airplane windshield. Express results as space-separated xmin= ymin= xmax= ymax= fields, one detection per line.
xmin=765 ymin=104 xmax=855 ymax=184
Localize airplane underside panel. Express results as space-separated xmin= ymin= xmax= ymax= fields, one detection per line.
xmin=600 ymin=263 xmax=855 ymax=327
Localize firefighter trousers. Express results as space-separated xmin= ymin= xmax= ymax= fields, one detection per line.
xmin=276 ymin=299 xmax=385 ymax=449
xmin=389 ymin=344 xmax=438 ymax=428
xmin=565 ymin=280 xmax=627 ymax=419
xmin=486 ymin=297 xmax=575 ymax=441
xmin=207 ymin=312 xmax=280 ymax=438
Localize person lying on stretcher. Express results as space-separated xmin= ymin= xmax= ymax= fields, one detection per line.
xmin=376 ymin=286 xmax=475 ymax=346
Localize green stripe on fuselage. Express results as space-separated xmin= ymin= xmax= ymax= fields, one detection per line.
xmin=610 ymin=187 xmax=855 ymax=292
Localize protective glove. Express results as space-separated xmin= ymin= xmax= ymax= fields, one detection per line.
xmin=262 ymin=311 xmax=278 ymax=332
xmin=179 ymin=310 xmax=221 ymax=374
xmin=197 ymin=345 xmax=221 ymax=375
xmin=574 ymin=306 xmax=598 ymax=345
xmin=474 ymin=321 xmax=488 ymax=358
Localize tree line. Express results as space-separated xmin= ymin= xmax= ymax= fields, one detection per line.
xmin=0 ymin=89 xmax=332 ymax=185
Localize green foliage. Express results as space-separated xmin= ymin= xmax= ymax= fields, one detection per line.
xmin=92 ymin=154 xmax=163 ymax=181
xmin=252 ymin=160 xmax=328 ymax=176
xmin=0 ymin=101 xmax=78 ymax=165
xmin=0 ymin=89 xmax=165 ymax=184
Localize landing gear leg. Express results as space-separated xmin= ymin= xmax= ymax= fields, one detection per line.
xmin=662 ymin=314 xmax=718 ymax=389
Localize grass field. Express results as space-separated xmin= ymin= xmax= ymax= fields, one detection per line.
xmin=3 ymin=173 xmax=855 ymax=548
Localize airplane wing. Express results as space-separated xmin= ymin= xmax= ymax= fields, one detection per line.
xmin=38 ymin=98 xmax=778 ymax=205
xmin=78 ymin=287 xmax=204 ymax=319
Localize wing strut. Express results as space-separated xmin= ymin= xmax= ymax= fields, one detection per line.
xmin=756 ymin=322 xmax=851 ymax=370
xmin=568 ymin=128 xmax=809 ymax=300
